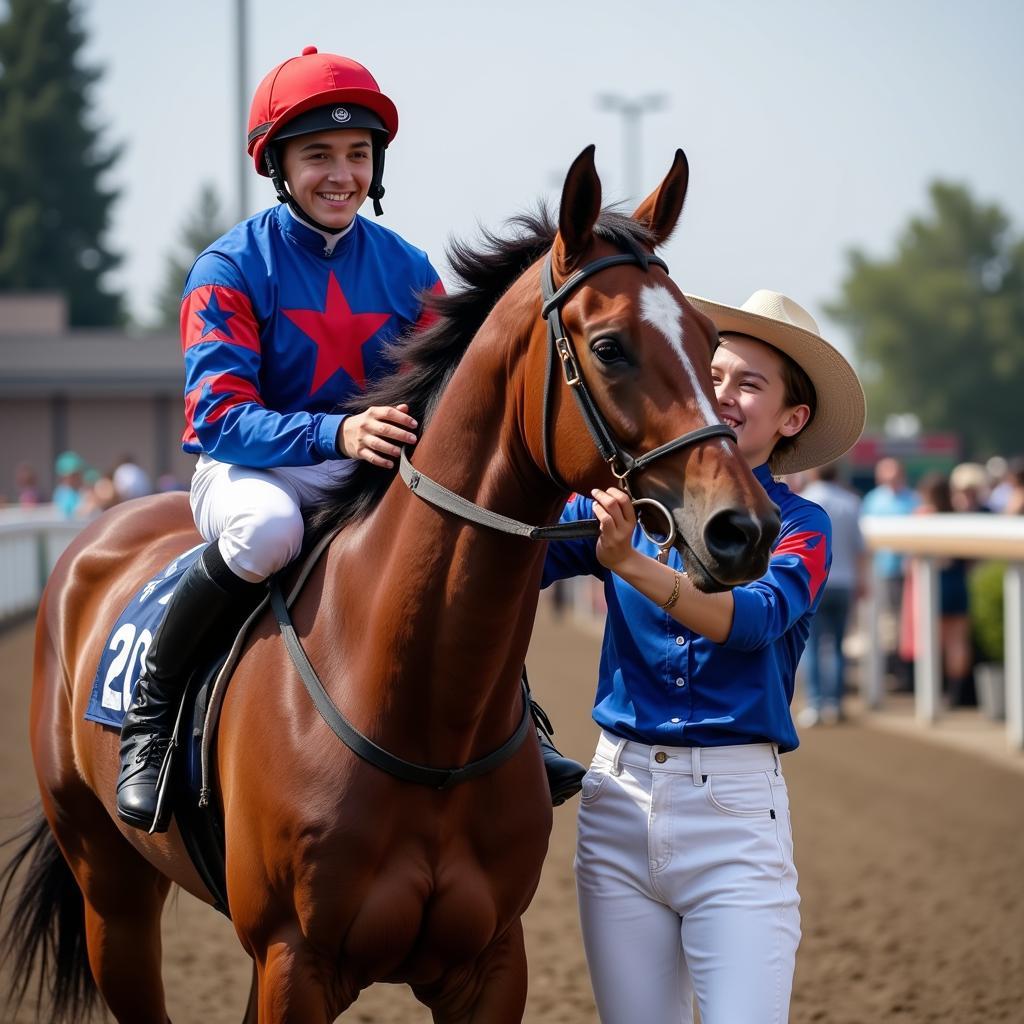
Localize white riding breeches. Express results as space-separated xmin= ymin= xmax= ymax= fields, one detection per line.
xmin=189 ymin=455 xmax=356 ymax=582
xmin=575 ymin=731 xmax=801 ymax=1024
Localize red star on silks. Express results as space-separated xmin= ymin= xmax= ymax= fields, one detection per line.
xmin=282 ymin=272 xmax=391 ymax=394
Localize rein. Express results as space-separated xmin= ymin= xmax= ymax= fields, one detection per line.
xmin=401 ymin=247 xmax=737 ymax=560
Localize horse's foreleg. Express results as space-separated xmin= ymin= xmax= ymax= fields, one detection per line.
xmin=241 ymin=960 xmax=259 ymax=1024
xmin=254 ymin=924 xmax=349 ymax=1024
xmin=416 ymin=919 xmax=528 ymax=1024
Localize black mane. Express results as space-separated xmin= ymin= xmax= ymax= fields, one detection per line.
xmin=305 ymin=207 xmax=655 ymax=543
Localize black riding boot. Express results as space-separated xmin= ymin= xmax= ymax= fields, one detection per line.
xmin=116 ymin=543 xmax=265 ymax=832
xmin=528 ymin=689 xmax=586 ymax=807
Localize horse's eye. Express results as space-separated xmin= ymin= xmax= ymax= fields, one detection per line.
xmin=591 ymin=339 xmax=626 ymax=364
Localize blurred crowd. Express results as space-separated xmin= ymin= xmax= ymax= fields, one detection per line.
xmin=6 ymin=447 xmax=1023 ymax=730
xmin=788 ymin=454 xmax=1024 ymax=728
xmin=3 ymin=452 xmax=185 ymax=516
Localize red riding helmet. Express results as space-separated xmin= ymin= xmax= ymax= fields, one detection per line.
xmin=247 ymin=46 xmax=399 ymax=219
xmin=247 ymin=46 xmax=398 ymax=174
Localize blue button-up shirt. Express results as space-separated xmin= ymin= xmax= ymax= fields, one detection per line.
xmin=542 ymin=465 xmax=831 ymax=753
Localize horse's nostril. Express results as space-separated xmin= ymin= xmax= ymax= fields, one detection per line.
xmin=703 ymin=508 xmax=763 ymax=564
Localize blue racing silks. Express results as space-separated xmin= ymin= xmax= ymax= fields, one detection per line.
xmin=179 ymin=204 xmax=442 ymax=467
xmin=542 ymin=464 xmax=832 ymax=752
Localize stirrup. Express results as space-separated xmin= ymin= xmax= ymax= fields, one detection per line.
xmin=148 ymin=686 xmax=191 ymax=834
xmin=117 ymin=687 xmax=189 ymax=834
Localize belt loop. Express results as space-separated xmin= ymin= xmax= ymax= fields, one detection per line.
xmin=690 ymin=746 xmax=704 ymax=787
xmin=772 ymin=743 xmax=782 ymax=776
xmin=610 ymin=737 xmax=626 ymax=776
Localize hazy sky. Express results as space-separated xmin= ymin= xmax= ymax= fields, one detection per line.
xmin=80 ymin=0 xmax=1023 ymax=355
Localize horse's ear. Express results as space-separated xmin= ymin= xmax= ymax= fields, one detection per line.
xmin=555 ymin=145 xmax=602 ymax=275
xmin=632 ymin=148 xmax=689 ymax=247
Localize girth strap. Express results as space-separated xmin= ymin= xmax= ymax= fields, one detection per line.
xmin=270 ymin=581 xmax=534 ymax=789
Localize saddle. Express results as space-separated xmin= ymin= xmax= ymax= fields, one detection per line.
xmin=92 ymin=523 xmax=549 ymax=917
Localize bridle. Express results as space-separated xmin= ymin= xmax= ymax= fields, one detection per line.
xmin=539 ymin=249 xmax=734 ymax=491
xmin=269 ymin=242 xmax=738 ymax=791
xmin=400 ymin=243 xmax=736 ymax=560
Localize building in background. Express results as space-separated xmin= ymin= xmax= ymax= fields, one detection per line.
xmin=0 ymin=294 xmax=194 ymax=500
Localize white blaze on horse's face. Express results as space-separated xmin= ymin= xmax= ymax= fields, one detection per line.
xmin=639 ymin=285 xmax=721 ymax=432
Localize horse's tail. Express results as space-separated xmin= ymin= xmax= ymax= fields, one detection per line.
xmin=0 ymin=811 xmax=98 ymax=1021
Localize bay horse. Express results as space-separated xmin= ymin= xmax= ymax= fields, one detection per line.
xmin=1 ymin=146 xmax=780 ymax=1023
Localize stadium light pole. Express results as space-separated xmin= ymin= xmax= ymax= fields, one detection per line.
xmin=596 ymin=93 xmax=669 ymax=201
xmin=235 ymin=0 xmax=249 ymax=222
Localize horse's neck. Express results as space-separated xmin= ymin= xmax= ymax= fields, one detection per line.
xmin=313 ymin=314 xmax=564 ymax=760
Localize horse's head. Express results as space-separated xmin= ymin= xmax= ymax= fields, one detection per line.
xmin=528 ymin=146 xmax=780 ymax=590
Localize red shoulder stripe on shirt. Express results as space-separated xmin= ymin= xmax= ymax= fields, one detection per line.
xmin=184 ymin=373 xmax=264 ymax=436
xmin=181 ymin=285 xmax=260 ymax=353
xmin=772 ymin=530 xmax=828 ymax=601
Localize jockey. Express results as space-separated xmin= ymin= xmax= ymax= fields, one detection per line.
xmin=116 ymin=46 xmax=583 ymax=832
xmin=115 ymin=47 xmax=437 ymax=831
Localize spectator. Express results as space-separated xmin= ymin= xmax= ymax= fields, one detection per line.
xmin=52 ymin=451 xmax=86 ymax=519
xmin=899 ymin=473 xmax=974 ymax=706
xmin=861 ymin=457 xmax=918 ymax=690
xmin=14 ymin=462 xmax=41 ymax=507
xmin=986 ymin=455 xmax=1011 ymax=512
xmin=549 ymin=578 xmax=570 ymax=619
xmin=949 ymin=462 xmax=990 ymax=512
xmin=1001 ymin=457 xmax=1024 ymax=515
xmin=111 ymin=456 xmax=153 ymax=502
xmin=76 ymin=469 xmax=118 ymax=518
xmin=798 ymin=462 xmax=865 ymax=725
xmin=156 ymin=473 xmax=187 ymax=493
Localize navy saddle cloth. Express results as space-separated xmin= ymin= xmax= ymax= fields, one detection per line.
xmin=87 ymin=544 xmax=231 ymax=914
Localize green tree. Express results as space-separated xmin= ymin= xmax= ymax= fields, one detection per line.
xmin=828 ymin=182 xmax=1024 ymax=458
xmin=0 ymin=0 xmax=122 ymax=325
xmin=154 ymin=182 xmax=229 ymax=329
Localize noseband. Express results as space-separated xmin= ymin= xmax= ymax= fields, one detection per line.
xmin=399 ymin=244 xmax=736 ymax=558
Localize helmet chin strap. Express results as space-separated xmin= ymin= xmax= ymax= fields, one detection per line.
xmin=264 ymin=143 xmax=386 ymax=226
xmin=368 ymin=146 xmax=386 ymax=217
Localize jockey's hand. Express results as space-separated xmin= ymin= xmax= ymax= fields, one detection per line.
xmin=592 ymin=487 xmax=640 ymax=572
xmin=338 ymin=403 xmax=418 ymax=469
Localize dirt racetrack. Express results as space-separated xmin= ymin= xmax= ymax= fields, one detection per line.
xmin=2 ymin=600 xmax=1022 ymax=1023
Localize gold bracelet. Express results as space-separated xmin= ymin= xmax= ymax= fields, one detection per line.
xmin=661 ymin=570 xmax=681 ymax=611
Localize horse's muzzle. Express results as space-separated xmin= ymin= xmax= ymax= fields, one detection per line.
xmin=699 ymin=503 xmax=781 ymax=588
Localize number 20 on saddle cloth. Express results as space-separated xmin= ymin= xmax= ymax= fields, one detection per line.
xmin=86 ymin=544 xmax=208 ymax=781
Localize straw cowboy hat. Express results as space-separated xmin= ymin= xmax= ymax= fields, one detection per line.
xmin=686 ymin=289 xmax=866 ymax=475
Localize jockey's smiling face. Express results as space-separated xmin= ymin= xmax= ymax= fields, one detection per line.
xmin=711 ymin=335 xmax=810 ymax=468
xmin=281 ymin=128 xmax=373 ymax=230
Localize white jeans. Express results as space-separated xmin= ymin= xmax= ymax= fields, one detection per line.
xmin=189 ymin=455 xmax=355 ymax=582
xmin=575 ymin=731 xmax=801 ymax=1024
